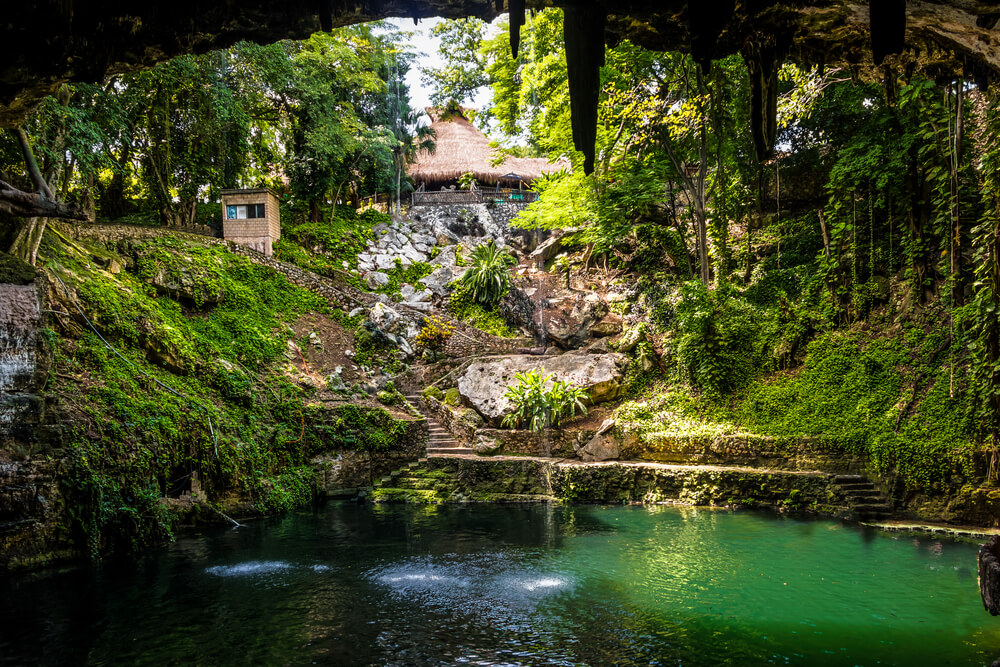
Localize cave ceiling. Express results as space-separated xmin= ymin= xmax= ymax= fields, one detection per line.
xmin=3 ymin=1 xmax=1000 ymax=162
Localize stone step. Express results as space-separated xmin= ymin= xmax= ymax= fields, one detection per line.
xmin=833 ymin=475 xmax=865 ymax=483
xmin=428 ymin=447 xmax=475 ymax=455
xmin=838 ymin=482 xmax=876 ymax=491
xmin=844 ymin=489 xmax=882 ymax=498
xmin=853 ymin=503 xmax=892 ymax=513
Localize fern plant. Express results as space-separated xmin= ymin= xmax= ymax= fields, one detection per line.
xmin=460 ymin=239 xmax=515 ymax=306
xmin=501 ymin=370 xmax=589 ymax=432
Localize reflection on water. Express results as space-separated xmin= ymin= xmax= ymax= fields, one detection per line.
xmin=0 ymin=503 xmax=997 ymax=666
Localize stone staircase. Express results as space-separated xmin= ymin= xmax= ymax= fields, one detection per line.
xmin=403 ymin=393 xmax=474 ymax=456
xmin=372 ymin=459 xmax=454 ymax=503
xmin=832 ymin=474 xmax=892 ymax=521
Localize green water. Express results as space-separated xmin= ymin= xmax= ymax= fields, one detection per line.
xmin=1 ymin=503 xmax=996 ymax=665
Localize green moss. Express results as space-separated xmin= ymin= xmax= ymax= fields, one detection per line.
xmin=447 ymin=280 xmax=518 ymax=337
xmin=614 ymin=323 xmax=976 ymax=494
xmin=274 ymin=207 xmax=388 ymax=276
xmin=0 ymin=251 xmax=36 ymax=284
xmin=422 ymin=386 xmax=444 ymax=401
xmin=376 ymin=390 xmax=399 ymax=406
xmin=443 ymin=388 xmax=462 ymax=406
xmin=45 ymin=233 xmax=410 ymax=559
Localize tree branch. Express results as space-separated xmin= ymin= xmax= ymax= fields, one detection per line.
xmin=15 ymin=128 xmax=54 ymax=199
xmin=0 ymin=180 xmax=88 ymax=220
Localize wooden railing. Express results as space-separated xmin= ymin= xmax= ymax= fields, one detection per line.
xmin=411 ymin=186 xmax=538 ymax=207
xmin=359 ymin=192 xmax=392 ymax=209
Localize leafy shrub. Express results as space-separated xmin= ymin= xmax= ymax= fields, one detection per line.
xmin=415 ymin=315 xmax=454 ymax=351
xmin=376 ymin=390 xmax=400 ymax=406
xmin=459 ymin=240 xmax=515 ymax=306
xmin=501 ymin=370 xmax=589 ymax=432
xmin=673 ymin=281 xmax=775 ymax=396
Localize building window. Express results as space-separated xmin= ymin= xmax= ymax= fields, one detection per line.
xmin=226 ymin=203 xmax=265 ymax=219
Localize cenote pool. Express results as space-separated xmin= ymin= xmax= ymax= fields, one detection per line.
xmin=1 ymin=504 xmax=996 ymax=666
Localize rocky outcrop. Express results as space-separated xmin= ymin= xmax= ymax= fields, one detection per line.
xmin=981 ymin=536 xmax=1000 ymax=615
xmin=1 ymin=279 xmax=43 ymax=444
xmin=457 ymin=351 xmax=625 ymax=424
xmin=542 ymin=290 xmax=608 ymax=349
xmin=578 ymin=419 xmax=619 ymax=462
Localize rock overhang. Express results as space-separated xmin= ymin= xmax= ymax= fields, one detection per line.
xmin=4 ymin=1 xmax=1000 ymax=164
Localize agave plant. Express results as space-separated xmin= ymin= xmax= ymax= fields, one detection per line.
xmin=501 ymin=370 xmax=589 ymax=433
xmin=460 ymin=239 xmax=516 ymax=306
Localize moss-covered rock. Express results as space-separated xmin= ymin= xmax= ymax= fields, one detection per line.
xmin=422 ymin=385 xmax=444 ymax=401
xmin=443 ymin=387 xmax=461 ymax=406
xmin=0 ymin=251 xmax=36 ymax=284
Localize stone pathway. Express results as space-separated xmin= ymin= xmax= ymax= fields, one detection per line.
xmin=402 ymin=393 xmax=474 ymax=456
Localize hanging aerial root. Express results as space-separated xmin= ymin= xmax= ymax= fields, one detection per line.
xmin=743 ymin=35 xmax=781 ymax=163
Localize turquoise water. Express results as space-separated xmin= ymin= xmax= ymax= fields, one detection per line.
xmin=0 ymin=503 xmax=996 ymax=665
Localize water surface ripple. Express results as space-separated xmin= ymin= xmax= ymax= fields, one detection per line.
xmin=0 ymin=504 xmax=995 ymax=665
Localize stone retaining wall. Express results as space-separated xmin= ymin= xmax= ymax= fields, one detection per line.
xmin=421 ymin=457 xmax=840 ymax=508
xmin=475 ymin=428 xmax=594 ymax=458
xmin=625 ymin=433 xmax=866 ymax=473
xmin=312 ymin=417 xmax=427 ymax=497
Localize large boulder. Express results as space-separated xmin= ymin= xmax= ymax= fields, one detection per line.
xmin=544 ymin=291 xmax=608 ymax=349
xmin=456 ymin=352 xmax=626 ymax=424
xmin=578 ymin=432 xmax=619 ymax=462
xmin=577 ymin=418 xmax=619 ymax=462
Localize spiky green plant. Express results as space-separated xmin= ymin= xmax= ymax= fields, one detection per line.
xmin=501 ymin=369 xmax=589 ymax=432
xmin=460 ymin=239 xmax=516 ymax=306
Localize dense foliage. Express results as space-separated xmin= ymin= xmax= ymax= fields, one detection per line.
xmin=502 ymin=370 xmax=589 ymax=432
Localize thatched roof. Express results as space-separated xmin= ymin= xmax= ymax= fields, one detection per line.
xmin=407 ymin=106 xmax=569 ymax=188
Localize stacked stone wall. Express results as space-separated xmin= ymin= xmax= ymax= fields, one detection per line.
xmin=312 ymin=417 xmax=426 ymax=497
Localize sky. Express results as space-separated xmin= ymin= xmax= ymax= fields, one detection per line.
xmin=386 ymin=17 xmax=496 ymax=116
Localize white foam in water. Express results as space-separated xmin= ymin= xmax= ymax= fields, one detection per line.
xmin=204 ymin=561 xmax=293 ymax=577
xmin=368 ymin=554 xmax=574 ymax=626
xmin=520 ymin=576 xmax=567 ymax=592
xmin=205 ymin=561 xmax=335 ymax=577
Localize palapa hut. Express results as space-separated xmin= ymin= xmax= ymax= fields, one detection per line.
xmin=408 ymin=106 xmax=568 ymax=191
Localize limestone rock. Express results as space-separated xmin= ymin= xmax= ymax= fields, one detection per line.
xmin=545 ymin=291 xmax=608 ymax=349
xmin=585 ymin=338 xmax=611 ymax=354
xmin=365 ymin=271 xmax=390 ymax=289
xmin=589 ymin=316 xmax=622 ymax=337
xmin=578 ymin=432 xmax=619 ymax=462
xmin=473 ymin=435 xmax=501 ymax=456
xmin=419 ymin=264 xmax=461 ymax=296
xmin=367 ymin=302 xmax=400 ymax=329
xmin=457 ymin=352 xmax=625 ymax=424
xmin=617 ymin=324 xmax=646 ymax=353
xmin=528 ymin=233 xmax=563 ymax=268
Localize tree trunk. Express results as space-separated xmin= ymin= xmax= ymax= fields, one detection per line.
xmin=8 ymin=217 xmax=48 ymax=266
xmin=696 ymin=124 xmax=710 ymax=284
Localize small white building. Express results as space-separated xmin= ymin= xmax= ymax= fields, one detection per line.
xmin=221 ymin=188 xmax=281 ymax=256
